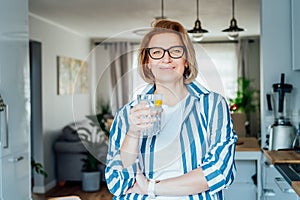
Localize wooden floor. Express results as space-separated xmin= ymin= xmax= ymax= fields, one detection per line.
xmin=32 ymin=181 xmax=113 ymax=200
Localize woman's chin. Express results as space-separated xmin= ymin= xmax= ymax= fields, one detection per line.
xmin=155 ymin=75 xmax=183 ymax=84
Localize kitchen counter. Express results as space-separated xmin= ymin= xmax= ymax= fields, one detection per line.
xmin=263 ymin=149 xmax=300 ymax=196
xmin=236 ymin=137 xmax=261 ymax=152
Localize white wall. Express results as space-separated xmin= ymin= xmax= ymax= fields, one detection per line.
xmin=261 ymin=0 xmax=300 ymax=146
xmin=29 ymin=14 xmax=91 ymax=192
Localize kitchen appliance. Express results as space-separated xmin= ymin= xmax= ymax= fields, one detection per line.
xmin=267 ymin=73 xmax=296 ymax=150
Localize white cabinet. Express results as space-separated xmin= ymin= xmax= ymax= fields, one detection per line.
xmin=0 ymin=0 xmax=30 ymax=199
xmin=224 ymin=151 xmax=262 ymax=200
xmin=1 ymin=151 xmax=30 ymax=200
xmin=291 ymin=0 xmax=300 ymax=70
xmin=224 ymin=160 xmax=257 ymax=200
xmin=262 ymin=159 xmax=298 ymax=200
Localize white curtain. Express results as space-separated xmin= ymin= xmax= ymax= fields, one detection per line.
xmin=108 ymin=42 xmax=134 ymax=113
xmin=238 ymin=39 xmax=249 ymax=78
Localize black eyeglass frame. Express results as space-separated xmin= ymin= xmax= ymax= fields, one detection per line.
xmin=146 ymin=45 xmax=186 ymax=60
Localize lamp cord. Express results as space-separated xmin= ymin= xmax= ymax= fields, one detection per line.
xmin=161 ymin=0 xmax=164 ymax=19
xmin=196 ymin=0 xmax=199 ymax=20
xmin=232 ymin=0 xmax=235 ymax=18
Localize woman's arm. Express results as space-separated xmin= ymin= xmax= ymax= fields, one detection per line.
xmin=126 ymin=167 xmax=209 ymax=195
xmin=155 ymin=167 xmax=209 ymax=195
xmin=120 ymin=102 xmax=154 ymax=168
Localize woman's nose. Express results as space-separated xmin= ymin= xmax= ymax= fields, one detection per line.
xmin=162 ymin=51 xmax=171 ymax=63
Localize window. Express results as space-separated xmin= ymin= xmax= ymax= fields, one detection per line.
xmin=195 ymin=42 xmax=238 ymax=100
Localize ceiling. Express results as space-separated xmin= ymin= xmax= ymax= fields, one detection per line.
xmin=28 ymin=0 xmax=260 ymax=41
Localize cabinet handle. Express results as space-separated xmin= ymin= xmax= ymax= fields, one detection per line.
xmin=0 ymin=97 xmax=9 ymax=149
xmin=8 ymin=156 xmax=24 ymax=163
xmin=263 ymin=188 xmax=275 ymax=196
xmin=274 ymin=177 xmax=295 ymax=193
xmin=4 ymin=105 xmax=9 ymax=148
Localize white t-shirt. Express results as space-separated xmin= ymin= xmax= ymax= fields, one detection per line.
xmin=152 ymin=95 xmax=189 ymax=200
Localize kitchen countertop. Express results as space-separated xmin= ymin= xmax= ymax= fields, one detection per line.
xmin=236 ymin=137 xmax=261 ymax=151
xmin=263 ymin=149 xmax=300 ymax=164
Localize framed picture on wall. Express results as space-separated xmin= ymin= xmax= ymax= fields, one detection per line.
xmin=57 ymin=55 xmax=88 ymax=95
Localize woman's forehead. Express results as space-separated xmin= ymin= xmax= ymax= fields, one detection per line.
xmin=148 ymin=33 xmax=182 ymax=48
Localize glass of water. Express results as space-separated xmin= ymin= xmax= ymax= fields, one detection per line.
xmin=137 ymin=94 xmax=163 ymax=137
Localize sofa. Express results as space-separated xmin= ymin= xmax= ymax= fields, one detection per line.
xmin=53 ymin=120 xmax=108 ymax=183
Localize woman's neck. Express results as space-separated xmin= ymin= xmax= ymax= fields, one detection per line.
xmin=154 ymin=82 xmax=188 ymax=106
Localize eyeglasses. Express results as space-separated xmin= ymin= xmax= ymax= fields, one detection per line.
xmin=146 ymin=46 xmax=186 ymax=60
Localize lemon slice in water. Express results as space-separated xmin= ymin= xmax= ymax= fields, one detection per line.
xmin=154 ymin=99 xmax=162 ymax=107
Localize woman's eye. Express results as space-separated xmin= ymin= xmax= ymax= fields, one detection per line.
xmin=171 ymin=49 xmax=181 ymax=54
xmin=152 ymin=50 xmax=162 ymax=54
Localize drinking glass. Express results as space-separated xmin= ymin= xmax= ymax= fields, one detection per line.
xmin=137 ymin=94 xmax=163 ymax=137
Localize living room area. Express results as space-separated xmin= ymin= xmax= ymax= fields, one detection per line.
xmin=29 ymin=14 xmax=120 ymax=198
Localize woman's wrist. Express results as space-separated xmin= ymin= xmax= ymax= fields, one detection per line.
xmin=127 ymin=128 xmax=141 ymax=138
xmin=147 ymin=179 xmax=160 ymax=198
xmin=147 ymin=179 xmax=156 ymax=199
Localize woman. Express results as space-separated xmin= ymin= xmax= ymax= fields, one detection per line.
xmin=105 ymin=19 xmax=237 ymax=200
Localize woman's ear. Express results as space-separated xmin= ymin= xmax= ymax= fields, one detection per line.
xmin=184 ymin=61 xmax=189 ymax=68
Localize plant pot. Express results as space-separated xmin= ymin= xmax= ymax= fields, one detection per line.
xmin=82 ymin=171 xmax=100 ymax=192
xmin=231 ymin=113 xmax=246 ymax=138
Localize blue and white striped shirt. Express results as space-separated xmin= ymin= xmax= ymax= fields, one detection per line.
xmin=105 ymin=81 xmax=238 ymax=200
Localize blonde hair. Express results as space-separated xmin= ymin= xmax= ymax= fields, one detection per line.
xmin=138 ymin=19 xmax=198 ymax=84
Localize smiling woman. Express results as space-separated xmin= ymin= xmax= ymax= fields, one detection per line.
xmin=105 ymin=19 xmax=237 ymax=200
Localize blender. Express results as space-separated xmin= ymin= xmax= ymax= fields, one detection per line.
xmin=267 ymin=73 xmax=295 ymax=150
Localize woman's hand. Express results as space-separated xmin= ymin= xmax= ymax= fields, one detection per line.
xmin=126 ymin=172 xmax=149 ymax=195
xmin=128 ymin=102 xmax=155 ymax=137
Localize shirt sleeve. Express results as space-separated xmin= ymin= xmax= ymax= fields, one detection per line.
xmin=105 ymin=107 xmax=139 ymax=196
xmin=201 ymin=94 xmax=238 ymax=194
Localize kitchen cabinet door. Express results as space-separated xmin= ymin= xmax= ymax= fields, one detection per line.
xmin=224 ymin=160 xmax=257 ymax=199
xmin=0 ymin=0 xmax=31 ymax=199
xmin=0 ymin=151 xmax=30 ymax=200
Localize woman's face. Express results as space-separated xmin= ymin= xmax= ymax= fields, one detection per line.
xmin=147 ymin=33 xmax=187 ymax=84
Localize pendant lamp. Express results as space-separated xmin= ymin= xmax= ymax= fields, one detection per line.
xmin=187 ymin=0 xmax=208 ymax=42
xmin=222 ymin=0 xmax=244 ymax=40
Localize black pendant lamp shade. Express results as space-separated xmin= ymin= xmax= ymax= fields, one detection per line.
xmin=222 ymin=0 xmax=244 ymax=40
xmin=188 ymin=0 xmax=208 ymax=42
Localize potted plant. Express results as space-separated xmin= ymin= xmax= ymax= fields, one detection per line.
xmin=229 ymin=77 xmax=258 ymax=137
xmin=78 ymin=127 xmax=102 ymax=192
xmin=81 ymin=151 xmax=101 ymax=192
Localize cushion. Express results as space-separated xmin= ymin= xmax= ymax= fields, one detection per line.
xmin=62 ymin=120 xmax=95 ymax=142
xmin=62 ymin=125 xmax=80 ymax=142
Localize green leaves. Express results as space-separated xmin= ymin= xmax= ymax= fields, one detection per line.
xmin=229 ymin=77 xmax=258 ymax=113
xmin=81 ymin=152 xmax=101 ymax=172
xmin=31 ymin=159 xmax=48 ymax=178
